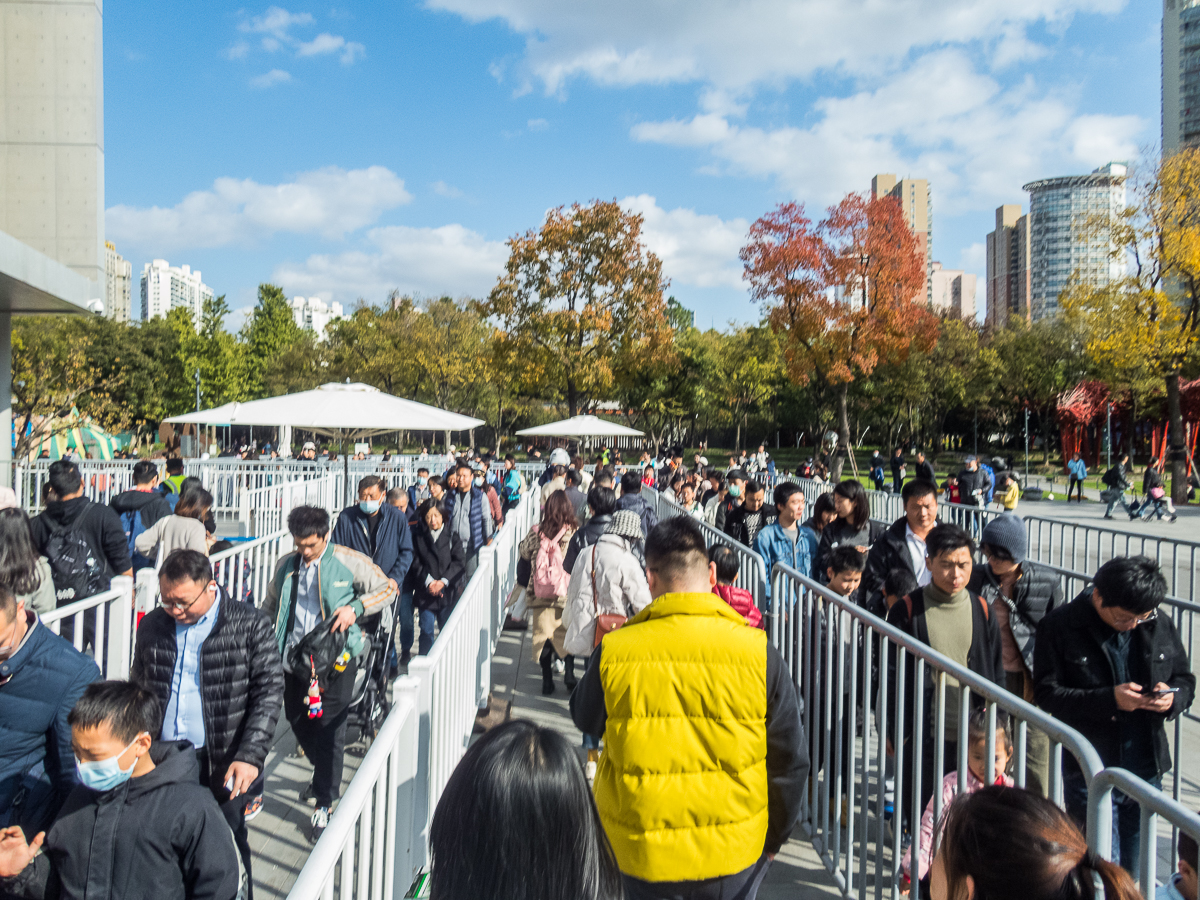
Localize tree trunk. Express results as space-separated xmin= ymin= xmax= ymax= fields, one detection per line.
xmin=735 ymin=418 xmax=741 ymax=454
xmin=1167 ymin=371 xmax=1188 ymax=505
xmin=567 ymin=379 xmax=578 ymax=418
xmin=832 ymin=382 xmax=850 ymax=483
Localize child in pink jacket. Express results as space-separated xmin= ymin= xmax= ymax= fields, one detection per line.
xmin=903 ymin=708 xmax=1015 ymax=886
xmin=709 ymin=545 xmax=763 ymax=628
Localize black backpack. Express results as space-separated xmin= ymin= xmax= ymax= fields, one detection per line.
xmin=1101 ymin=466 xmax=1120 ymax=488
xmin=45 ymin=505 xmax=109 ymax=605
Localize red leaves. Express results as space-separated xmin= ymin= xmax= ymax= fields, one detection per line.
xmin=740 ymin=192 xmax=938 ymax=389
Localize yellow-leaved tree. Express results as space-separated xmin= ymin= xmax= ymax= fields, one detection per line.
xmin=1063 ymin=151 xmax=1200 ymax=503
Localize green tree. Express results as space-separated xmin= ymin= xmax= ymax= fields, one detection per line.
xmin=241 ymin=283 xmax=303 ymax=397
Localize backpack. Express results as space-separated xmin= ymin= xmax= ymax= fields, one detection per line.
xmin=532 ymin=526 xmax=571 ymax=600
xmin=1101 ymin=467 xmax=1120 ymax=488
xmin=120 ymin=508 xmax=155 ymax=572
xmin=45 ymin=505 xmax=108 ymax=605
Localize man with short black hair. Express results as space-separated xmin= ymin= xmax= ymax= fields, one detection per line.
xmin=0 ymin=680 xmax=243 ymax=900
xmin=332 ymin=475 xmax=414 ymax=663
xmin=111 ymin=460 xmax=173 ymax=571
xmin=1035 ymin=555 xmax=1194 ymax=871
xmin=132 ymin=550 xmax=283 ymax=890
xmin=890 ymin=447 xmax=906 ymax=493
xmin=862 ymin=479 xmax=939 ymax=616
xmin=914 ymin=450 xmax=936 ymax=485
xmin=408 ymin=467 xmax=432 ymax=512
xmin=571 ymin=518 xmax=808 ymax=900
xmin=723 ymin=480 xmax=777 ymax=547
xmin=444 ymin=461 xmax=495 ymax=579
xmin=30 ymin=460 xmax=132 ymax=647
xmin=754 ymin=482 xmax=818 ymax=603
xmin=160 ymin=457 xmax=187 ymax=498
xmin=714 ymin=470 xmax=748 ymax=532
xmin=0 ymin=585 xmax=100 ymax=842
xmin=264 ymin=506 xmax=392 ymax=840
xmin=886 ymin=523 xmax=1003 ymax=821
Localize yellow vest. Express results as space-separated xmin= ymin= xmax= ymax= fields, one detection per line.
xmin=595 ymin=591 xmax=768 ymax=882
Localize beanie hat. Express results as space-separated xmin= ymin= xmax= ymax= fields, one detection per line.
xmin=606 ymin=509 xmax=644 ymax=542
xmin=981 ymin=514 xmax=1026 ymax=564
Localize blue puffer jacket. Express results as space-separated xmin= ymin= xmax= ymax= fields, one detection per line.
xmin=754 ymin=523 xmax=819 ymax=603
xmin=331 ymin=503 xmax=414 ymax=586
xmin=442 ymin=488 xmax=493 ymax=555
xmin=0 ymin=613 xmax=100 ymax=836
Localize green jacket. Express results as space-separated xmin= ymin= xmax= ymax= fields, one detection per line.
xmin=263 ymin=541 xmax=393 ymax=659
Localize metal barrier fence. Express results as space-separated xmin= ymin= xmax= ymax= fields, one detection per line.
xmin=238 ymin=474 xmax=341 ymax=536
xmin=769 ymin=563 xmax=1113 ymax=897
xmin=211 ymin=528 xmax=294 ymax=607
xmin=640 ymin=485 xmax=769 ymax=608
xmin=288 ymin=488 xmax=537 ymax=899
xmin=38 ymin=576 xmax=134 ymax=680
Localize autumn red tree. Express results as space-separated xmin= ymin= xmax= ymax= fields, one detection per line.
xmin=740 ymin=192 xmax=937 ymax=480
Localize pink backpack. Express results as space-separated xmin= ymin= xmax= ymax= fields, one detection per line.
xmin=532 ymin=526 xmax=571 ymax=599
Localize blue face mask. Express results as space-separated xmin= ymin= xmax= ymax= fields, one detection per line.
xmin=417 ymin=477 xmax=428 ymax=486
xmin=359 ymin=499 xmax=382 ymax=515
xmin=728 ymin=485 xmax=743 ymax=498
xmin=76 ymin=735 xmax=143 ymax=792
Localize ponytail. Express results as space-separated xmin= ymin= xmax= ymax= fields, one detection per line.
xmin=1089 ymin=854 xmax=1142 ymax=900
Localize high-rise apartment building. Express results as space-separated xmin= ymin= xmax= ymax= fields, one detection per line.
xmin=1164 ymin=0 xmax=1200 ymax=153
xmin=1 ymin=0 xmax=105 ymax=294
xmin=929 ymin=262 xmax=977 ymax=319
xmin=140 ymin=259 xmax=213 ymax=323
xmin=871 ymin=174 xmax=933 ymax=303
xmin=290 ymin=296 xmax=344 ymax=340
xmin=985 ymin=204 xmax=1031 ymax=329
xmin=104 ymin=241 xmax=131 ymax=322
xmin=1021 ymin=163 xmax=1127 ymax=320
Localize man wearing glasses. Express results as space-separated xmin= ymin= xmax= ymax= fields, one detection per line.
xmin=132 ymin=549 xmax=284 ymax=897
xmin=1034 ymin=555 xmax=1195 ymax=873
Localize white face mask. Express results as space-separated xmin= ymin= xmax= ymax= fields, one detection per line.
xmin=474 ymin=477 xmax=484 ymax=487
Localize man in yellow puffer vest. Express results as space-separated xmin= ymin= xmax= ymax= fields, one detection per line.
xmin=571 ymin=517 xmax=808 ymax=900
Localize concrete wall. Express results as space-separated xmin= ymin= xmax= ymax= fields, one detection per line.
xmin=0 ymin=0 xmax=104 ymax=295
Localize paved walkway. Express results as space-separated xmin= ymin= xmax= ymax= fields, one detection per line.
xmin=491 ymin=626 xmax=842 ymax=900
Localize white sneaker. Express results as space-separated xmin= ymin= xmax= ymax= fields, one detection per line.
xmin=585 ymin=760 xmax=597 ymax=787
xmin=552 ymin=658 xmax=565 ymax=674
xmin=310 ymin=806 xmax=330 ymax=842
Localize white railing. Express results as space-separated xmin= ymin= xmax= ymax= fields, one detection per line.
xmin=39 ymin=575 xmax=134 ymax=679
xmin=239 ymin=475 xmax=340 ymax=536
xmin=286 ymin=679 xmax=424 ymax=900
xmin=288 ymin=488 xmax=536 ymax=899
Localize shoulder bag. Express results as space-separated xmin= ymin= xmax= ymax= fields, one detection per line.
xmin=591 ymin=544 xmax=627 ymax=649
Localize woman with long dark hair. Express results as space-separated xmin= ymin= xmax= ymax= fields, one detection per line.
xmin=410 ymin=498 xmax=466 ymax=655
xmin=518 ymin=490 xmax=579 ymax=694
xmin=802 ymin=492 xmax=837 ymax=538
xmin=135 ymin=488 xmax=214 ymax=561
xmin=0 ymin=508 xmax=56 ymax=614
xmin=815 ymin=479 xmax=871 ymax=581
xmin=430 ymin=719 xmax=623 ymax=900
xmin=932 ymin=785 xmax=1141 ymax=900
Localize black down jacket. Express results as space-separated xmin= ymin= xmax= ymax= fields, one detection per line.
xmin=968 ymin=559 xmax=1063 ymax=673
xmin=131 ymin=592 xmax=283 ymax=775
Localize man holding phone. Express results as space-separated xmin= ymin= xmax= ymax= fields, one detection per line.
xmin=132 ymin=549 xmax=284 ymax=897
xmin=1035 ymin=556 xmax=1195 ymax=872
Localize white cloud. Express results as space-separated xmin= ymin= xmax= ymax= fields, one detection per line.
xmin=620 ymin=195 xmax=747 ymax=290
xmin=106 ymin=166 xmax=412 ymax=251
xmin=426 ymin=0 xmax=1125 ymax=94
xmin=234 ymin=7 xmax=365 ymax=66
xmin=432 ymin=180 xmax=464 ymax=198
xmin=250 ymin=68 xmax=292 ymax=88
xmin=631 ymin=50 xmax=1145 ymax=215
xmin=527 ymin=117 xmax=549 ymax=131
xmin=240 ymin=7 xmax=314 ymax=40
xmin=273 ymin=224 xmax=509 ymax=301
xmin=959 ymin=242 xmax=986 ymax=275
xmin=296 ymin=33 xmax=366 ymax=64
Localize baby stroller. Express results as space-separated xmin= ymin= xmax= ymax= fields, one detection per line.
xmin=346 ymin=593 xmax=400 ymax=746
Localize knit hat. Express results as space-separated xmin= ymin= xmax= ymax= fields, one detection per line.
xmin=606 ymin=509 xmax=644 ymax=542
xmin=981 ymin=514 xmax=1026 ymax=564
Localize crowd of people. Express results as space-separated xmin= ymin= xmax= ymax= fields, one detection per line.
xmin=1 ymin=442 xmax=1197 ymax=900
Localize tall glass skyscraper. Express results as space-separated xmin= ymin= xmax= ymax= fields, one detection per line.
xmin=1021 ymin=163 xmax=1127 ymax=320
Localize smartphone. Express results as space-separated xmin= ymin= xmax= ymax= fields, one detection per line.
xmin=1145 ymin=686 xmax=1180 ymax=696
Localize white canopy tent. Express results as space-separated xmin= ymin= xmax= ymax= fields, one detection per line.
xmin=515 ymin=415 xmax=643 ymax=439
xmin=167 ymin=382 xmax=486 ymax=501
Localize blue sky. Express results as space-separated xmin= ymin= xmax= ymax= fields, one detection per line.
xmin=104 ymin=1 xmax=1159 ymax=329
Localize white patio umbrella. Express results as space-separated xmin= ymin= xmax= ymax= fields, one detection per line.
xmin=516 ymin=415 xmax=643 ymax=438
xmin=167 ymin=382 xmax=485 ymax=501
